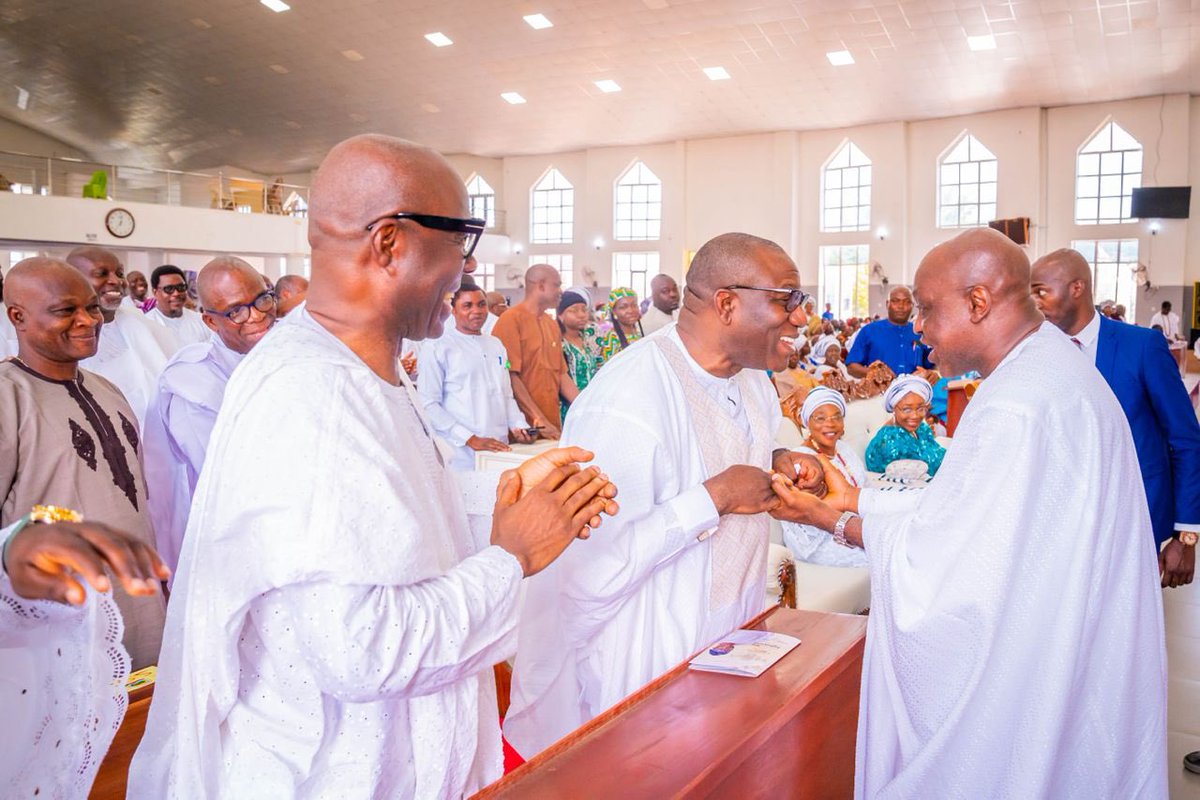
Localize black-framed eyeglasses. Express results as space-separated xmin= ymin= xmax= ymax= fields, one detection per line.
xmin=365 ymin=212 xmax=487 ymax=260
xmin=723 ymin=285 xmax=812 ymax=313
xmin=159 ymin=283 xmax=189 ymax=296
xmin=206 ymin=290 xmax=276 ymax=325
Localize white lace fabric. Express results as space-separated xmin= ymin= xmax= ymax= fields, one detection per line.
xmin=0 ymin=573 xmax=130 ymax=799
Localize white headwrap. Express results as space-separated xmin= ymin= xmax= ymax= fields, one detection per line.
xmin=811 ymin=335 xmax=841 ymax=364
xmin=800 ymin=386 xmax=847 ymax=427
xmin=883 ymin=374 xmax=933 ymax=413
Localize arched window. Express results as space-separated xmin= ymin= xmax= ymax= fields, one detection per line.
xmin=614 ymin=161 xmax=662 ymax=241
xmin=1075 ymin=120 xmax=1142 ymax=225
xmin=938 ymin=133 xmax=997 ymax=228
xmin=531 ymin=168 xmax=574 ymax=244
xmin=821 ymin=141 xmax=871 ymax=233
xmin=466 ymin=174 xmax=496 ymax=228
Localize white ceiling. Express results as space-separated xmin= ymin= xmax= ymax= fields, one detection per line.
xmin=1 ymin=0 xmax=1197 ymax=174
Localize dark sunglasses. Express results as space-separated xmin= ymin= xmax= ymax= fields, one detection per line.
xmin=365 ymin=212 xmax=486 ymax=260
xmin=723 ymin=285 xmax=812 ymax=313
xmin=159 ymin=283 xmax=189 ymax=296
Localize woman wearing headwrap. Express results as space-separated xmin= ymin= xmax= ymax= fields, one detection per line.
xmin=780 ymin=387 xmax=868 ymax=567
xmin=864 ymin=374 xmax=946 ymax=476
xmin=810 ymin=334 xmax=849 ymax=380
xmin=557 ymin=290 xmax=601 ymax=419
xmin=595 ymin=287 xmax=644 ymax=366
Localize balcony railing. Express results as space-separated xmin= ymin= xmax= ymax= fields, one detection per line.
xmin=0 ymin=150 xmax=309 ymax=218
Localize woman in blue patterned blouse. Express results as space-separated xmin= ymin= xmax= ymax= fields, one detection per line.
xmin=865 ymin=374 xmax=946 ymax=476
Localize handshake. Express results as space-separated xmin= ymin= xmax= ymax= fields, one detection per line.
xmin=703 ymin=449 xmax=859 ymax=528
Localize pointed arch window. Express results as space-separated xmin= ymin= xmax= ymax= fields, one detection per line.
xmin=938 ymin=133 xmax=997 ymax=228
xmin=466 ymin=174 xmax=496 ymax=228
xmin=1075 ymin=121 xmax=1142 ymax=224
xmin=821 ymin=142 xmax=872 ymax=233
xmin=614 ymin=161 xmax=662 ymax=241
xmin=531 ymin=168 xmax=574 ymax=244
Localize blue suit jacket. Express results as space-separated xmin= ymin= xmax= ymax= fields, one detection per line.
xmin=1095 ymin=315 xmax=1200 ymax=545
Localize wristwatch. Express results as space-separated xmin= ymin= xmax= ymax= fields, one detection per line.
xmin=1180 ymin=531 xmax=1198 ymax=547
xmin=2 ymin=505 xmax=84 ymax=572
xmin=832 ymin=510 xmax=859 ymax=548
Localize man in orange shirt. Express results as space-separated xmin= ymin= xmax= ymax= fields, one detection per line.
xmin=493 ymin=264 xmax=579 ymax=439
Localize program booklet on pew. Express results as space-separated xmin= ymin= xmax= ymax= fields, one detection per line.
xmin=688 ymin=629 xmax=801 ymax=677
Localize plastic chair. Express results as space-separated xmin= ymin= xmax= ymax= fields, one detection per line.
xmin=82 ymin=170 xmax=107 ymax=199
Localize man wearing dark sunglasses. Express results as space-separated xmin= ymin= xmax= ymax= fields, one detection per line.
xmin=132 ymin=134 xmax=619 ymax=800
xmin=142 ymin=256 xmax=277 ymax=579
xmin=146 ymin=264 xmax=209 ymax=356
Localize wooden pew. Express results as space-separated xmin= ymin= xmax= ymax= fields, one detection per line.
xmin=475 ymin=607 xmax=867 ymax=799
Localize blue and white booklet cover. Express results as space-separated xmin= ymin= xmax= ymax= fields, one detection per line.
xmin=688 ymin=629 xmax=802 ymax=677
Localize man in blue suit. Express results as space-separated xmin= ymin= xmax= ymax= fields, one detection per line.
xmin=1032 ymin=249 xmax=1199 ymax=588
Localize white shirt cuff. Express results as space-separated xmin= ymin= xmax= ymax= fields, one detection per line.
xmin=1176 ymin=522 xmax=1200 ymax=534
xmin=449 ymin=424 xmax=475 ymax=447
xmin=666 ymin=484 xmax=721 ymax=542
xmin=0 ymin=519 xmax=21 ymax=575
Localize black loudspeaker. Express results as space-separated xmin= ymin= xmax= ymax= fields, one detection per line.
xmin=988 ymin=217 xmax=1030 ymax=245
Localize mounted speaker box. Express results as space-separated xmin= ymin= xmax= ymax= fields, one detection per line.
xmin=987 ymin=217 xmax=1029 ymax=245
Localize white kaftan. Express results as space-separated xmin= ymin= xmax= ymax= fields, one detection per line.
xmin=417 ymin=327 xmax=527 ymax=470
xmin=129 ymin=308 xmax=522 ymax=799
xmin=0 ymin=522 xmax=130 ymax=800
xmin=141 ymin=334 xmax=244 ymax=579
xmin=855 ymin=323 xmax=1167 ymax=799
xmin=146 ymin=307 xmax=209 ymax=356
xmin=80 ymin=306 xmax=169 ymax=424
xmin=0 ymin=304 xmax=17 ymax=360
xmin=504 ymin=325 xmax=781 ymax=757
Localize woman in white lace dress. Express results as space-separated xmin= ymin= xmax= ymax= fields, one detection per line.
xmin=780 ymin=387 xmax=869 ymax=568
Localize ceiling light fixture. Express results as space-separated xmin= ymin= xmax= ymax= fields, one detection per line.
xmin=190 ymin=18 xmax=212 ymax=29
xmin=421 ymin=102 xmax=441 ymax=113
xmin=424 ymin=32 xmax=453 ymax=47
xmin=501 ymin=91 xmax=527 ymax=104
xmin=269 ymin=64 xmax=289 ymax=74
xmin=594 ymin=79 xmax=621 ymax=93
xmin=703 ymin=66 xmax=731 ymax=81
xmin=16 ymin=87 xmax=29 ymax=110
xmin=260 ymin=0 xmax=290 ymax=12
xmin=340 ymin=49 xmax=365 ymax=61
xmin=967 ymin=34 xmax=996 ymax=51
xmin=826 ymin=50 xmax=855 ymax=66
xmin=524 ymin=13 xmax=553 ymax=29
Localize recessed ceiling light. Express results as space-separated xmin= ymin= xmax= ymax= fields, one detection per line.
xmin=227 ymin=128 xmax=243 ymax=137
xmin=260 ymin=0 xmax=290 ymax=12
xmin=524 ymin=13 xmax=553 ymax=29
xmin=967 ymin=34 xmax=996 ymax=51
xmin=421 ymin=102 xmax=441 ymax=113
xmin=203 ymin=75 xmax=224 ymax=85
xmin=826 ymin=49 xmax=855 ymax=66
xmin=424 ymin=32 xmax=453 ymax=47
xmin=284 ymin=120 xmax=302 ymax=129
xmin=594 ymin=79 xmax=621 ymax=93
xmin=269 ymin=64 xmax=289 ymax=74
xmin=501 ymin=91 xmax=527 ymax=104
xmin=16 ymin=87 xmax=29 ymax=110
xmin=703 ymin=66 xmax=731 ymax=81
xmin=190 ymin=17 xmax=212 ymax=29
xmin=340 ymin=49 xmax=364 ymax=61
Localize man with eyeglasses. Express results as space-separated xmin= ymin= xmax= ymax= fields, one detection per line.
xmin=506 ymin=232 xmax=825 ymax=758
xmin=131 ymin=134 xmax=618 ymax=799
xmin=146 ymin=264 xmax=209 ymax=356
xmin=141 ymin=256 xmax=278 ymax=579
xmin=67 ymin=246 xmax=170 ymax=424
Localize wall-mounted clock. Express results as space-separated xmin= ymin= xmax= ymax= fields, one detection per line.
xmin=105 ymin=207 xmax=135 ymax=238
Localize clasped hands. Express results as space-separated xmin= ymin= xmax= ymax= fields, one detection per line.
xmin=703 ymin=450 xmax=858 ymax=529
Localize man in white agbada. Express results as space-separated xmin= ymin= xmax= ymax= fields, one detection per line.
xmin=0 ymin=514 xmax=168 ymax=799
xmin=772 ymin=228 xmax=1167 ymax=798
xmin=418 ymin=280 xmax=533 ymax=471
xmin=129 ymin=134 xmax=619 ymax=799
xmin=142 ymin=257 xmax=277 ymax=578
xmin=505 ymin=232 xmax=823 ymax=757
xmin=145 ymin=265 xmax=210 ymax=355
xmin=65 ymin=247 xmax=170 ymax=424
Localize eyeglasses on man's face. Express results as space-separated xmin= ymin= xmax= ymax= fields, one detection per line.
xmin=723 ymin=285 xmax=812 ymax=313
xmin=365 ymin=212 xmax=487 ymax=260
xmin=207 ymin=290 xmax=277 ymax=325
xmin=159 ymin=283 xmax=189 ymax=296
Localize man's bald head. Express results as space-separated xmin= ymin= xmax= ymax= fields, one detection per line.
xmin=649 ymin=273 xmax=680 ymax=314
xmin=523 ymin=264 xmax=563 ymax=311
xmin=486 ymin=291 xmax=509 ymax=317
xmin=303 ymin=134 xmax=473 ymax=360
xmin=196 ymin=256 xmax=276 ymax=354
xmin=274 ymin=274 xmax=309 ymax=317
xmin=684 ymin=233 xmax=789 ymax=296
xmin=4 ymin=257 xmax=103 ymax=375
xmin=196 ymin=257 xmax=263 ymax=309
xmin=912 ymin=228 xmax=1042 ymax=377
xmin=1030 ymin=248 xmax=1094 ymax=335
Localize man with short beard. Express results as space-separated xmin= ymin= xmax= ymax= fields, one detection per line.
xmin=66 ymin=246 xmax=169 ymax=423
xmin=418 ymin=281 xmax=532 ymax=471
xmin=639 ymin=273 xmax=680 ymax=334
xmin=142 ymin=257 xmax=279 ymax=578
xmin=124 ymin=269 xmax=151 ymax=312
xmin=845 ymin=284 xmax=934 ymax=377
xmin=146 ymin=265 xmax=209 ymax=355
